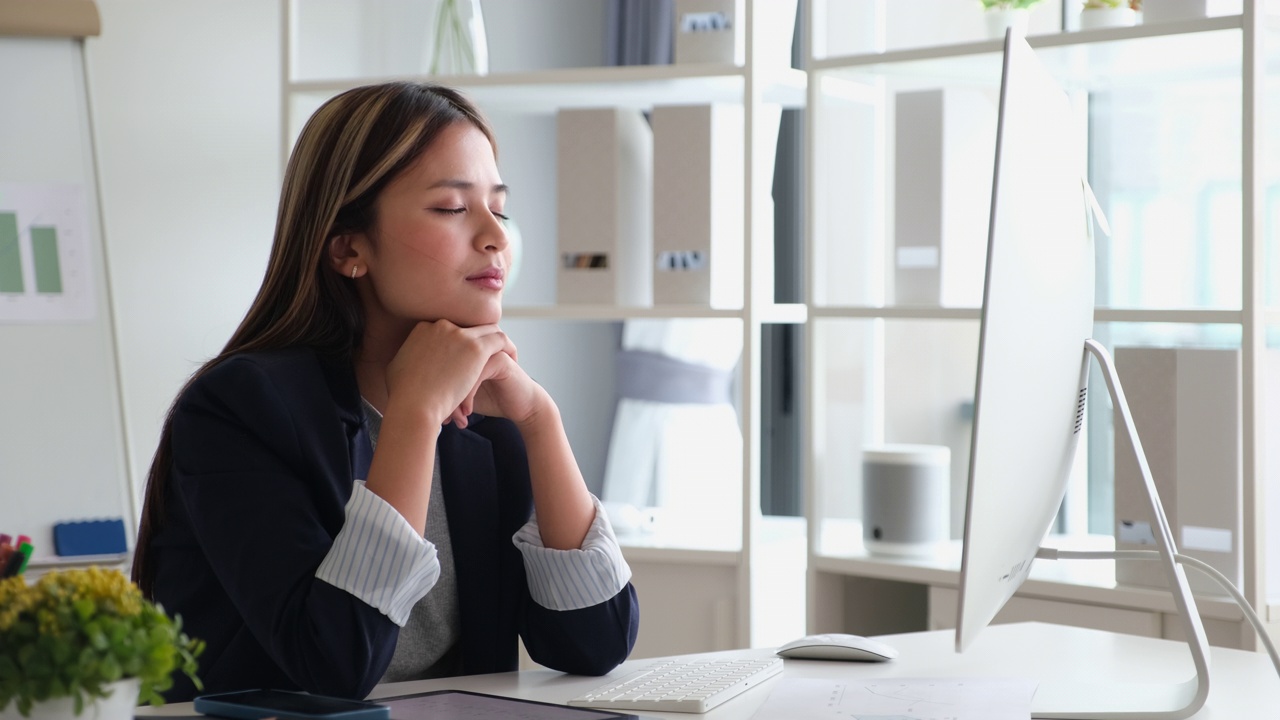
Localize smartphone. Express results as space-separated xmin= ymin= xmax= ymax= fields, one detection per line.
xmin=193 ymin=689 xmax=390 ymax=719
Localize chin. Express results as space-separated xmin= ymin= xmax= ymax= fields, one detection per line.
xmin=452 ymin=306 xmax=503 ymax=328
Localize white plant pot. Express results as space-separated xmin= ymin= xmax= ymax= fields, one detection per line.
xmin=0 ymin=678 xmax=138 ymax=720
xmin=1079 ymin=7 xmax=1138 ymax=29
xmin=984 ymin=8 xmax=1031 ymax=40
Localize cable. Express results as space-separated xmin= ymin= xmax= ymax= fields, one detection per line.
xmin=1036 ymin=546 xmax=1280 ymax=679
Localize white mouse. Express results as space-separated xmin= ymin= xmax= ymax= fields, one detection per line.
xmin=775 ymin=633 xmax=899 ymax=662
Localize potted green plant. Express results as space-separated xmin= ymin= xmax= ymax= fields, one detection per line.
xmin=0 ymin=567 xmax=203 ymax=719
xmin=980 ymin=0 xmax=1046 ymax=40
xmin=1080 ymin=0 xmax=1141 ymax=29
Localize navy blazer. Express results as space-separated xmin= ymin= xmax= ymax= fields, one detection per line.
xmin=148 ymin=347 xmax=639 ymax=701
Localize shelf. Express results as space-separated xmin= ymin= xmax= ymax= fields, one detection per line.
xmin=811 ymin=16 xmax=1247 ymax=92
xmin=1094 ymin=309 xmax=1244 ymax=324
xmin=808 ymin=307 xmax=1243 ymax=324
xmin=503 ymin=305 xmax=742 ymax=321
xmin=811 ymin=520 xmax=1243 ymax=621
xmin=620 ymin=544 xmax=741 ymax=567
xmin=615 ymin=514 xmax=805 ymax=567
xmin=803 ymin=3 xmax=1275 ymax=652
xmin=287 ymin=64 xmax=808 ymax=114
xmin=610 ymin=504 xmax=743 ymax=559
xmin=757 ymin=303 xmax=809 ymax=324
xmin=502 ymin=303 xmax=808 ymax=323
xmin=810 ymin=306 xmax=982 ymax=321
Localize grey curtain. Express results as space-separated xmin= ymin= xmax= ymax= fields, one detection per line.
xmin=606 ymin=0 xmax=674 ymax=66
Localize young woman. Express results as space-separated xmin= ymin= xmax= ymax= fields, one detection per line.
xmin=131 ymin=82 xmax=639 ymax=702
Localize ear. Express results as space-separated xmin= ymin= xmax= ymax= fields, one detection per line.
xmin=327 ymin=233 xmax=366 ymax=279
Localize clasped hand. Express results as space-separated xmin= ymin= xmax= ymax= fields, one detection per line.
xmin=385 ymin=319 xmax=547 ymax=430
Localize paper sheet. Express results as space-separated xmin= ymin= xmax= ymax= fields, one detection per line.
xmin=749 ymin=677 xmax=1037 ymax=720
xmin=0 ymin=182 xmax=96 ymax=323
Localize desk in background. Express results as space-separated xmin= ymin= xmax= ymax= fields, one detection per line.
xmin=135 ymin=622 xmax=1278 ymax=718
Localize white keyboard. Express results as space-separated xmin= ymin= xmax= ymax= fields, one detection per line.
xmin=567 ymin=656 xmax=783 ymax=714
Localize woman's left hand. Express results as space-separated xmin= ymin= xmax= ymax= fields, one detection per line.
xmin=451 ymin=338 xmax=550 ymax=429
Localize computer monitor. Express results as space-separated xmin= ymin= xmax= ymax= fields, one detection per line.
xmin=955 ymin=32 xmax=1211 ymax=719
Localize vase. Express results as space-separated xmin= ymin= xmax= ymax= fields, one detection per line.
xmin=984 ymin=8 xmax=1031 ymax=40
xmin=0 ymin=678 xmax=138 ymax=720
xmin=424 ymin=0 xmax=489 ymax=76
xmin=1078 ymin=7 xmax=1138 ymax=29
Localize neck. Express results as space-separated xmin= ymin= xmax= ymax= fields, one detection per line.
xmin=353 ymin=316 xmax=413 ymax=414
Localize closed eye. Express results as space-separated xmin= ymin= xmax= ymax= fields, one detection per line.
xmin=432 ymin=207 xmax=508 ymax=221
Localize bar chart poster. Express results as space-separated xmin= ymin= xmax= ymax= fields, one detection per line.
xmin=0 ymin=182 xmax=96 ymax=323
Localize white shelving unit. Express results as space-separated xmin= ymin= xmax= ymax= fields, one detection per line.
xmin=281 ymin=0 xmax=808 ymax=658
xmin=802 ymin=2 xmax=1279 ymax=652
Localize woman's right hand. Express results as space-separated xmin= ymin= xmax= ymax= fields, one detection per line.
xmin=383 ymin=319 xmax=515 ymax=428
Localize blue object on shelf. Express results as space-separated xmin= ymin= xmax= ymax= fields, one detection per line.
xmin=53 ymin=518 xmax=127 ymax=556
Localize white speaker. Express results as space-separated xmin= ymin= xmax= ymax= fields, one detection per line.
xmin=861 ymin=444 xmax=951 ymax=558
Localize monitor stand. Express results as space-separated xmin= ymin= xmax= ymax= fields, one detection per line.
xmin=1028 ymin=339 xmax=1211 ymax=720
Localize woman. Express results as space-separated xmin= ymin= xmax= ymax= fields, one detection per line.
xmin=131 ymin=82 xmax=639 ymax=702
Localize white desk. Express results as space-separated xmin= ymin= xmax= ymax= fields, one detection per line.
xmin=136 ymin=622 xmax=1279 ymax=718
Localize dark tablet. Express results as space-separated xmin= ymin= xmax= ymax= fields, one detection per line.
xmin=378 ymin=689 xmax=654 ymax=720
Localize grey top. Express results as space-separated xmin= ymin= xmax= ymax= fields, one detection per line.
xmin=361 ymin=399 xmax=462 ymax=682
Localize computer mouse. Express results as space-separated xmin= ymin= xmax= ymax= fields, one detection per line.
xmin=775 ymin=633 xmax=899 ymax=662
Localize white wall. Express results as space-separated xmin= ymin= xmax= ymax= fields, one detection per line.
xmin=84 ymin=0 xmax=616 ymax=515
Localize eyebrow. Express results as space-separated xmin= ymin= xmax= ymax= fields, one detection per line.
xmin=428 ymin=179 xmax=509 ymax=195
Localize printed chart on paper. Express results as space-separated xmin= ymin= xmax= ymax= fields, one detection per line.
xmin=0 ymin=182 xmax=95 ymax=323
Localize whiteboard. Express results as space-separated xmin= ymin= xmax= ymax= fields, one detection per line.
xmin=0 ymin=34 xmax=133 ymax=558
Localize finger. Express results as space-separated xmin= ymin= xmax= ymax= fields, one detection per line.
xmin=458 ymin=378 xmax=479 ymax=417
xmin=499 ymin=330 xmax=518 ymax=363
xmin=462 ymin=324 xmax=514 ymax=359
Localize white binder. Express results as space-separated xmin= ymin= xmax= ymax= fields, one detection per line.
xmin=1114 ymin=347 xmax=1243 ymax=597
xmin=556 ymin=107 xmax=653 ymax=306
xmin=893 ymin=88 xmax=997 ymax=308
xmin=651 ymin=104 xmax=743 ymax=308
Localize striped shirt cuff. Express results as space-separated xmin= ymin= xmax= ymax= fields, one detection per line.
xmin=512 ymin=494 xmax=633 ymax=611
xmin=316 ymin=481 xmax=439 ymax=626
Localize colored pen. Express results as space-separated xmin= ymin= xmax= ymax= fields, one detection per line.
xmin=0 ymin=534 xmax=10 ymax=547
xmin=0 ymin=550 xmax=20 ymax=579
xmin=15 ymin=541 xmax=32 ymax=575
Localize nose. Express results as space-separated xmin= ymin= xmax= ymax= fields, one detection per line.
xmin=478 ymin=212 xmax=510 ymax=253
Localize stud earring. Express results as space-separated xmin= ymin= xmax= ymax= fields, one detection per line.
xmin=351 ymin=265 xmax=358 ymax=279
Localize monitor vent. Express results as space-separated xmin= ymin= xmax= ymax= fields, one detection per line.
xmin=1073 ymin=387 xmax=1087 ymax=434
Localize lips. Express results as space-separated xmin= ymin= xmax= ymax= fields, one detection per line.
xmin=466 ymin=266 xmax=505 ymax=290
xmin=466 ymin=267 xmax=504 ymax=281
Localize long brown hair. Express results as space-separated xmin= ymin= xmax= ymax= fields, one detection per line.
xmin=132 ymin=82 xmax=495 ymax=596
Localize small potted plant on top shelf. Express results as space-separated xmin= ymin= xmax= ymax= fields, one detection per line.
xmin=0 ymin=567 xmax=203 ymax=719
xmin=980 ymin=0 xmax=1046 ymax=40
xmin=1079 ymin=0 xmax=1142 ymax=30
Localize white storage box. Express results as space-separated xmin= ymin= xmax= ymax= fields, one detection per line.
xmin=556 ymin=107 xmax=653 ymax=306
